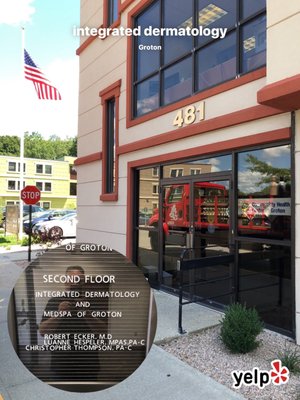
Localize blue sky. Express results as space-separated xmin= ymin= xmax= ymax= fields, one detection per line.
xmin=0 ymin=0 xmax=80 ymax=138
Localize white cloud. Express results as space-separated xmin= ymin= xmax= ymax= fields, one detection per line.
xmin=205 ymin=158 xmax=221 ymax=172
xmin=0 ymin=0 xmax=35 ymax=25
xmin=263 ymin=145 xmax=290 ymax=158
xmin=238 ymin=170 xmax=264 ymax=194
xmin=0 ymin=57 xmax=79 ymax=138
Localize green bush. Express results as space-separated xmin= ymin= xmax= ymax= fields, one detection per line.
xmin=21 ymin=235 xmax=41 ymax=246
xmin=220 ymin=303 xmax=263 ymax=354
xmin=277 ymin=346 xmax=300 ymax=374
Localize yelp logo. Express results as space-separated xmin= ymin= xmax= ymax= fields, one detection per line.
xmin=232 ymin=360 xmax=289 ymax=389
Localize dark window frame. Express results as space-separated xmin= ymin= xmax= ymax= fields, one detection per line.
xmin=70 ymin=182 xmax=77 ymax=196
xmin=133 ymin=0 xmax=266 ymax=118
xmin=36 ymin=164 xmax=43 ymax=174
xmin=108 ymin=0 xmax=119 ymax=26
xmin=133 ymin=140 xmax=293 ymax=336
xmin=99 ymin=80 xmax=121 ymax=202
xmin=104 ymin=0 xmax=120 ymax=28
xmin=44 ymin=165 xmax=52 ymax=175
xmin=44 ymin=182 xmax=52 ymax=192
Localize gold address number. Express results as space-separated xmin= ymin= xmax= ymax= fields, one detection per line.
xmin=173 ymin=102 xmax=205 ymax=128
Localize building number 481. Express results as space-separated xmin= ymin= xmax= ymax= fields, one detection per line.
xmin=172 ymin=102 xmax=205 ymax=128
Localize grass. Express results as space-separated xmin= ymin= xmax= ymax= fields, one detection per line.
xmin=277 ymin=346 xmax=300 ymax=375
xmin=0 ymin=234 xmax=22 ymax=247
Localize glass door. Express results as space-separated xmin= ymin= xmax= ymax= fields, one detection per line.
xmin=161 ymin=177 xmax=233 ymax=306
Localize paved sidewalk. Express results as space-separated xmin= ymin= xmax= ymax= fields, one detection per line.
xmin=0 ymin=248 xmax=245 ymax=400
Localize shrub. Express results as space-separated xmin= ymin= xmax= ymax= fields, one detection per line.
xmin=21 ymin=235 xmax=41 ymax=246
xmin=220 ymin=303 xmax=263 ymax=354
xmin=277 ymin=346 xmax=300 ymax=375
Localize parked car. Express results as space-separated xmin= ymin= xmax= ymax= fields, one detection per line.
xmin=23 ymin=209 xmax=76 ymax=234
xmin=33 ymin=213 xmax=77 ymax=240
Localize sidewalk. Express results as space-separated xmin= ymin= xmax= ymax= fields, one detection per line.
xmin=0 ymin=248 xmax=245 ymax=400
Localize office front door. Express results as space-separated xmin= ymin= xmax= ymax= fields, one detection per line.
xmin=160 ymin=176 xmax=234 ymax=306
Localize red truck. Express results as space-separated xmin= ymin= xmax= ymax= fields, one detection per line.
xmin=147 ymin=182 xmax=290 ymax=250
xmin=148 ymin=182 xmax=229 ymax=250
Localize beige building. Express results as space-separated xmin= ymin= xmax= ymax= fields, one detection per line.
xmin=76 ymin=1 xmax=300 ymax=341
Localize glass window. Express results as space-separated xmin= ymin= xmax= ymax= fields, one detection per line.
xmin=241 ymin=15 xmax=266 ymax=74
xmin=238 ymin=145 xmax=291 ymax=240
xmin=36 ymin=164 xmax=43 ymax=174
xmin=108 ymin=0 xmax=118 ymax=26
xmin=70 ymin=182 xmax=77 ymax=196
xmin=8 ymin=162 xmax=16 ymax=172
xmin=136 ymin=2 xmax=160 ymax=80
xmin=152 ymin=167 xmax=159 ymax=177
xmin=163 ymin=0 xmax=193 ymax=64
xmin=197 ymin=0 xmax=236 ymax=46
xmin=242 ymin=0 xmax=266 ymax=20
xmin=8 ymin=180 xmax=16 ymax=190
xmin=168 ymin=186 xmax=184 ymax=203
xmin=197 ymin=32 xmax=236 ymax=91
xmin=70 ymin=165 xmax=77 ymax=178
xmin=36 ymin=182 xmax=43 ymax=191
xmin=136 ymin=74 xmax=159 ymax=117
xmin=8 ymin=162 xmax=26 ymax=172
xmin=152 ymin=184 xmax=159 ymax=194
xmin=170 ymin=168 xmax=183 ymax=178
xmin=163 ymin=57 xmax=192 ymax=105
xmin=137 ymin=168 xmax=159 ymax=274
xmin=42 ymin=202 xmax=51 ymax=210
xmin=133 ymin=0 xmax=266 ymax=117
xmin=44 ymin=182 xmax=52 ymax=192
xmin=45 ymin=165 xmax=52 ymax=174
xmin=105 ymin=99 xmax=116 ymax=193
xmin=163 ymin=154 xmax=232 ymax=177
xmin=138 ymin=168 xmax=159 ymax=227
xmin=238 ymin=243 xmax=292 ymax=332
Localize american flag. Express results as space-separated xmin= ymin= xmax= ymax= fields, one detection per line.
xmin=24 ymin=49 xmax=62 ymax=100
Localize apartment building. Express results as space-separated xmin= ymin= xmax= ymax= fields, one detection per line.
xmin=0 ymin=155 xmax=77 ymax=209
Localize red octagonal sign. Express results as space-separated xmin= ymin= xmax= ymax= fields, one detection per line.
xmin=21 ymin=185 xmax=41 ymax=205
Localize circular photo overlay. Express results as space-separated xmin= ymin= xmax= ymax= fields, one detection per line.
xmin=8 ymin=244 xmax=157 ymax=392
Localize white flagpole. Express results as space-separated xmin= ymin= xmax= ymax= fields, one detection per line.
xmin=19 ymin=26 xmax=25 ymax=240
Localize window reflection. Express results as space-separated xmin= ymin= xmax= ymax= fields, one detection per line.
xmin=134 ymin=0 xmax=266 ymax=117
xmin=136 ymin=2 xmax=160 ymax=80
xmin=242 ymin=15 xmax=266 ymax=73
xmin=197 ymin=32 xmax=236 ymax=91
xmin=163 ymin=0 xmax=193 ymax=64
xmin=163 ymin=154 xmax=232 ymax=177
xmin=136 ymin=75 xmax=159 ymax=116
xmin=197 ymin=0 xmax=236 ymax=46
xmin=242 ymin=0 xmax=266 ymax=20
xmin=108 ymin=0 xmax=118 ymax=26
xmin=163 ymin=57 xmax=193 ymax=105
xmin=238 ymin=243 xmax=292 ymax=332
xmin=238 ymin=145 xmax=291 ymax=240
xmin=137 ymin=168 xmax=159 ymax=280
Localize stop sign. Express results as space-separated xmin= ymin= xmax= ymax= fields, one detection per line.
xmin=21 ymin=185 xmax=41 ymax=205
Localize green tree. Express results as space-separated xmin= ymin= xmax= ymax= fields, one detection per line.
xmin=69 ymin=137 xmax=77 ymax=157
xmin=246 ymin=154 xmax=290 ymax=185
xmin=0 ymin=132 xmax=77 ymax=159
xmin=0 ymin=135 xmax=20 ymax=156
